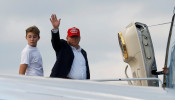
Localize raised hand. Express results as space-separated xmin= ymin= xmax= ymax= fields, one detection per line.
xmin=50 ymin=14 xmax=61 ymax=30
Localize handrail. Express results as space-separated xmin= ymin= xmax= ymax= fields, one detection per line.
xmin=92 ymin=78 xmax=163 ymax=88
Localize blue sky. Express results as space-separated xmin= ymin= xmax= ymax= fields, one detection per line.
xmin=0 ymin=0 xmax=174 ymax=79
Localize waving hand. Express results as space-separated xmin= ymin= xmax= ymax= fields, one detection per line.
xmin=50 ymin=14 xmax=61 ymax=30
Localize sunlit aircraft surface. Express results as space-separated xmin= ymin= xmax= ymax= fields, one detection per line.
xmin=0 ymin=74 xmax=175 ymax=100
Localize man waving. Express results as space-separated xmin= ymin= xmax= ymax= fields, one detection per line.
xmin=50 ymin=14 xmax=90 ymax=79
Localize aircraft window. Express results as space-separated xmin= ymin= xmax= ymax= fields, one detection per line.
xmin=118 ymin=32 xmax=128 ymax=59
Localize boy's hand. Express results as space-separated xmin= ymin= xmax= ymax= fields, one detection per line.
xmin=50 ymin=14 xmax=61 ymax=30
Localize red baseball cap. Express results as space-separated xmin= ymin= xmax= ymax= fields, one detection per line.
xmin=67 ymin=27 xmax=80 ymax=37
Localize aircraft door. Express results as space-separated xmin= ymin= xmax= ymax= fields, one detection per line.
xmin=118 ymin=22 xmax=159 ymax=86
xmin=164 ymin=14 xmax=175 ymax=88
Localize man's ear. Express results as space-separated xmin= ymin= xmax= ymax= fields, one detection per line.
xmin=38 ymin=36 xmax=40 ymax=40
xmin=66 ymin=37 xmax=68 ymax=40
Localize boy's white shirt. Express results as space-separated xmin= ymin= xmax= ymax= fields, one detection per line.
xmin=20 ymin=45 xmax=43 ymax=76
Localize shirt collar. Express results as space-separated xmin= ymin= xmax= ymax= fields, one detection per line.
xmin=71 ymin=46 xmax=82 ymax=52
xmin=27 ymin=44 xmax=37 ymax=50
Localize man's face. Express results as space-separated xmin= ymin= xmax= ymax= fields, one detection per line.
xmin=67 ymin=35 xmax=80 ymax=47
xmin=26 ymin=32 xmax=40 ymax=47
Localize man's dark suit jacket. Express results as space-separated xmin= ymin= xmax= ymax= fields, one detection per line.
xmin=50 ymin=30 xmax=90 ymax=79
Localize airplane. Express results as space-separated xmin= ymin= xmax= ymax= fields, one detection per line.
xmin=1 ymin=13 xmax=175 ymax=100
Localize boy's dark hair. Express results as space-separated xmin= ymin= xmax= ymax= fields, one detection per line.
xmin=26 ymin=26 xmax=40 ymax=36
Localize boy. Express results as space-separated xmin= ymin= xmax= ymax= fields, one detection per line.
xmin=19 ymin=26 xmax=44 ymax=76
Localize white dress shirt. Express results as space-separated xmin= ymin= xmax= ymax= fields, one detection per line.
xmin=67 ymin=46 xmax=87 ymax=79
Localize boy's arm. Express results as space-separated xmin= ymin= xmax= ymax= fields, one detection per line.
xmin=19 ymin=64 xmax=27 ymax=75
